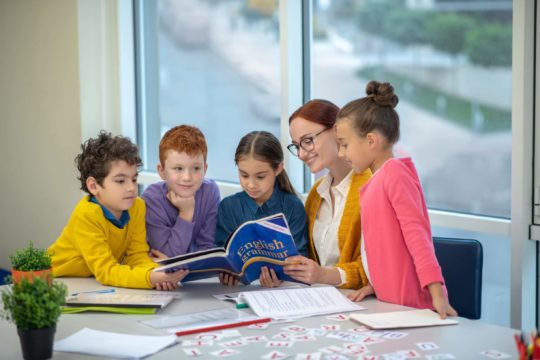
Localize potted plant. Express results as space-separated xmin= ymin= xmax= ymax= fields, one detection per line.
xmin=1 ymin=277 xmax=67 ymax=359
xmin=9 ymin=242 xmax=52 ymax=285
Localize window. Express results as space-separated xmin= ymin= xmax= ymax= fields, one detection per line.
xmin=135 ymin=0 xmax=281 ymax=183
xmin=132 ymin=0 xmax=524 ymax=327
xmin=312 ymin=0 xmax=512 ymax=218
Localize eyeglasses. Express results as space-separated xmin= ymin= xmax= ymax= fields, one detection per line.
xmin=287 ymin=128 xmax=329 ymax=157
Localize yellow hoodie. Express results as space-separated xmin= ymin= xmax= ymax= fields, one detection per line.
xmin=49 ymin=196 xmax=157 ymax=289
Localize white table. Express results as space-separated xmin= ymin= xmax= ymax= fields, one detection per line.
xmin=0 ymin=278 xmax=519 ymax=359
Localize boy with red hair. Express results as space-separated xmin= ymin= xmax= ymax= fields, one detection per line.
xmin=142 ymin=125 xmax=220 ymax=257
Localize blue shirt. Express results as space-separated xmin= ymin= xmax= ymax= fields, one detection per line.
xmin=89 ymin=197 xmax=130 ymax=229
xmin=215 ymin=185 xmax=308 ymax=256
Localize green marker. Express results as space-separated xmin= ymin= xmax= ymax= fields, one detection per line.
xmin=236 ymin=303 xmax=249 ymax=309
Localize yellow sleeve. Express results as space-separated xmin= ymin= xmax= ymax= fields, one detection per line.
xmin=70 ymin=207 xmax=154 ymax=289
xmin=336 ymin=261 xmax=368 ymax=289
xmin=334 ymin=170 xmax=371 ymax=290
xmin=123 ymin=199 xmax=158 ymax=275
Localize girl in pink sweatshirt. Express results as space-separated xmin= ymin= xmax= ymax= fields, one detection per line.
xmin=335 ymin=80 xmax=457 ymax=319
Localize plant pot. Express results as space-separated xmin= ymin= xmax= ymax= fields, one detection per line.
xmin=11 ymin=268 xmax=52 ymax=286
xmin=17 ymin=324 xmax=56 ymax=360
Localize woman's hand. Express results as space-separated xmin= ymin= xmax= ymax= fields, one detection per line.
xmin=428 ymin=282 xmax=458 ymax=319
xmin=282 ymin=255 xmax=322 ymax=284
xmin=259 ymin=266 xmax=282 ymax=288
xmin=283 ymin=255 xmax=342 ymax=285
xmin=219 ymin=272 xmax=239 ymax=286
xmin=347 ymin=283 xmax=374 ymax=302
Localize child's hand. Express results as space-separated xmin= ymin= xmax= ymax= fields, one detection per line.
xmin=428 ymin=282 xmax=458 ymax=319
xmin=259 ymin=266 xmax=282 ymax=288
xmin=166 ymin=190 xmax=195 ymax=222
xmin=148 ymin=249 xmax=168 ymax=262
xmin=347 ymin=284 xmax=375 ymax=302
xmin=219 ymin=272 xmax=239 ymax=286
xmin=150 ymin=269 xmax=189 ymax=290
xmin=283 ymin=255 xmax=322 ymax=284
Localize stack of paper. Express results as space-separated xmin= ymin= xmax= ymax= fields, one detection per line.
xmin=350 ymin=309 xmax=459 ymax=329
xmin=141 ymin=308 xmax=268 ymax=335
xmin=237 ymin=286 xmax=365 ymax=319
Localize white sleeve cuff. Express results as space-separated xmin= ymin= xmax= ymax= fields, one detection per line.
xmin=336 ymin=267 xmax=347 ymax=286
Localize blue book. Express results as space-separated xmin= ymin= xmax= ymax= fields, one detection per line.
xmin=153 ymin=213 xmax=301 ymax=285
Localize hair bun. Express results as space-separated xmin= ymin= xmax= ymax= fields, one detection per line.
xmin=365 ymin=80 xmax=399 ymax=108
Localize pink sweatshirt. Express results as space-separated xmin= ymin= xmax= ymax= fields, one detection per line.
xmin=360 ymin=157 xmax=446 ymax=309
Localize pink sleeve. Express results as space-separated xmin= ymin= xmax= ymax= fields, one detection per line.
xmin=384 ymin=164 xmax=444 ymax=289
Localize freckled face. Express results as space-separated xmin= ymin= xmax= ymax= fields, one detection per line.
xmin=158 ymin=150 xmax=207 ymax=198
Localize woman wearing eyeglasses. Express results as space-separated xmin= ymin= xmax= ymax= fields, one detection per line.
xmin=259 ymin=99 xmax=371 ymax=289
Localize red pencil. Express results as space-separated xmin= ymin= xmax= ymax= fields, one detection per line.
xmin=175 ymin=317 xmax=272 ymax=337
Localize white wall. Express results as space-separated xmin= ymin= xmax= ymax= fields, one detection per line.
xmin=0 ymin=0 xmax=83 ymax=269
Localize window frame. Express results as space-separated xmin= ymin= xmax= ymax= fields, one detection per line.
xmin=119 ymin=0 xmax=534 ymax=329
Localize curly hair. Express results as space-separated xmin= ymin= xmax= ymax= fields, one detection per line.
xmin=75 ymin=131 xmax=142 ymax=194
xmin=159 ymin=125 xmax=208 ymax=165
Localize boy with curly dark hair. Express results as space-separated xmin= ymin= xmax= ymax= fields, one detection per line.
xmin=48 ymin=131 xmax=188 ymax=289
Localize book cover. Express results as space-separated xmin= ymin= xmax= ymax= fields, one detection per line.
xmin=153 ymin=213 xmax=300 ymax=285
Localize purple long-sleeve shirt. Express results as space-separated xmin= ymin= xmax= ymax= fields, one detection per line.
xmin=141 ymin=179 xmax=220 ymax=257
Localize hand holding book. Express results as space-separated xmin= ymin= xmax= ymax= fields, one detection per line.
xmin=153 ymin=213 xmax=302 ymax=285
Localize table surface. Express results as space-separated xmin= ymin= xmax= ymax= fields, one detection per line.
xmin=0 ymin=278 xmax=519 ymax=359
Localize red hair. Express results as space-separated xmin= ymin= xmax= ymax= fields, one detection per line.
xmin=289 ymin=99 xmax=339 ymax=128
xmin=159 ymin=125 xmax=207 ymax=164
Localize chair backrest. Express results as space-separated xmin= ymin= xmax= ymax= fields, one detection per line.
xmin=433 ymin=237 xmax=483 ymax=320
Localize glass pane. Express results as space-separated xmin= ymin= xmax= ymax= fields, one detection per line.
xmin=312 ymin=0 xmax=512 ymax=218
xmin=145 ymin=0 xmax=280 ymax=182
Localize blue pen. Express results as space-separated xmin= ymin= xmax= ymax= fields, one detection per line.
xmin=70 ymin=289 xmax=116 ymax=296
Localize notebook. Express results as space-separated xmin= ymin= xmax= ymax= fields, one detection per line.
xmin=350 ymin=309 xmax=459 ymax=329
xmin=65 ymin=293 xmax=177 ymax=309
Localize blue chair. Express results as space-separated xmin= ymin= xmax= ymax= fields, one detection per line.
xmin=433 ymin=237 xmax=483 ymax=320
xmin=0 ymin=268 xmax=11 ymax=285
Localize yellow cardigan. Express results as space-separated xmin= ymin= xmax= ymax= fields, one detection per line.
xmin=49 ymin=196 xmax=157 ymax=289
xmin=304 ymin=170 xmax=372 ymax=289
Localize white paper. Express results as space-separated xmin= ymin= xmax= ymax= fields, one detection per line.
xmin=140 ymin=307 xmax=263 ymax=334
xmin=350 ymin=309 xmax=459 ymax=329
xmin=54 ymin=328 xmax=177 ymax=359
xmin=212 ymin=284 xmax=304 ymax=303
xmin=238 ymin=286 xmax=365 ymax=319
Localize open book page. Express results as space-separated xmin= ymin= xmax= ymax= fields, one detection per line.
xmin=238 ymin=286 xmax=365 ymax=319
xmin=350 ymin=309 xmax=459 ymax=329
xmin=65 ymin=293 xmax=177 ymax=309
xmin=153 ymin=213 xmax=301 ymax=285
xmin=140 ymin=308 xmax=264 ymax=334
